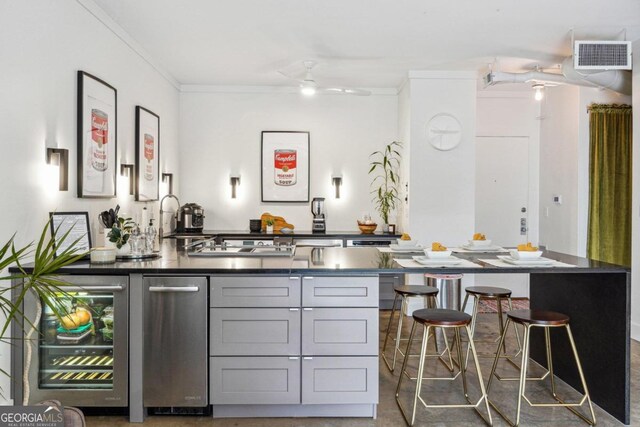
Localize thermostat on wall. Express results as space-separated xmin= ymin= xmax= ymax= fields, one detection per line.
xmin=552 ymin=195 xmax=562 ymax=204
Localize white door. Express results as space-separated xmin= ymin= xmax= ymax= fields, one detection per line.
xmin=475 ymin=136 xmax=530 ymax=247
xmin=474 ymin=136 xmax=530 ymax=298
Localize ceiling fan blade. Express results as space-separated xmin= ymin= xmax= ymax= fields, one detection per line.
xmin=319 ymin=87 xmax=371 ymax=96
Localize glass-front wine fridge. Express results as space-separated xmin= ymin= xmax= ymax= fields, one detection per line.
xmin=22 ymin=275 xmax=128 ymax=406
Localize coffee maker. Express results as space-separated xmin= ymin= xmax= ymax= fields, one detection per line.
xmin=311 ymin=197 xmax=326 ymax=233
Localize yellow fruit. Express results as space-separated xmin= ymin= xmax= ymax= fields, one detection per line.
xmin=76 ymin=309 xmax=91 ymax=325
xmin=473 ymin=233 xmax=486 ymax=240
xmin=431 ymin=242 xmax=447 ymax=251
xmin=400 ymin=233 xmax=411 ymax=241
xmin=60 ymin=313 xmax=81 ymax=330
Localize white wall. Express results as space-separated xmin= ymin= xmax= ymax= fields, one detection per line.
xmin=406 ymin=72 xmax=477 ymax=245
xmin=539 ymin=85 xmax=631 ymax=256
xmin=178 ymin=89 xmax=398 ymax=230
xmin=0 ymin=0 xmax=180 ymax=403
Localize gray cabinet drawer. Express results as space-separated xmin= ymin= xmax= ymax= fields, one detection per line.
xmin=301 ymin=308 xmax=378 ymax=356
xmin=210 ymin=308 xmax=301 ymax=356
xmin=211 ymin=357 xmax=301 ymax=404
xmin=302 ymin=276 xmax=379 ymax=307
xmin=210 ymin=275 xmax=301 ymax=307
xmin=302 ymin=356 xmax=378 ymax=404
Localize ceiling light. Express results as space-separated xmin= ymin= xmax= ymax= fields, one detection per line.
xmin=300 ymin=73 xmax=317 ymax=96
xmin=533 ymin=83 xmax=544 ymax=101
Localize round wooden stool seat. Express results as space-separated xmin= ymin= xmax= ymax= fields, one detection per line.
xmin=413 ymin=308 xmax=471 ymax=327
xmin=393 ymin=284 xmax=439 ymax=296
xmin=465 ymin=286 xmax=512 ymax=298
xmin=507 ymin=309 xmax=570 ymax=326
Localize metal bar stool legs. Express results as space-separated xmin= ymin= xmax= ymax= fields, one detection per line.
xmin=486 ymin=310 xmax=596 ymax=426
xmin=382 ymin=287 xmax=453 ymax=373
xmin=395 ymin=309 xmax=492 ymax=426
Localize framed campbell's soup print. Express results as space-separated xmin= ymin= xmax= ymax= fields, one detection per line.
xmin=77 ymin=71 xmax=117 ymax=198
xmin=261 ymin=131 xmax=310 ymax=202
xmin=135 ymin=106 xmax=160 ymax=201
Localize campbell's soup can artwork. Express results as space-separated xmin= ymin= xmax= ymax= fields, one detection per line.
xmin=274 ymin=149 xmax=297 ymax=186
xmin=144 ymin=133 xmax=154 ymax=181
xmin=90 ymin=108 xmax=108 ymax=171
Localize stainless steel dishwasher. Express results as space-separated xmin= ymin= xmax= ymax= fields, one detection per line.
xmin=143 ymin=277 xmax=208 ymax=407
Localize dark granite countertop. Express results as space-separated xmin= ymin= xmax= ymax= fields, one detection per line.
xmin=167 ymin=230 xmax=401 ymax=239
xmin=10 ymin=241 xmax=629 ymax=275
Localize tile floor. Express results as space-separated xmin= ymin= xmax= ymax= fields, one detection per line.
xmin=88 ymin=311 xmax=639 ymax=426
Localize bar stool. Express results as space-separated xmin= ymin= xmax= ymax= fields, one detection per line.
xmin=382 ymin=285 xmax=452 ymax=373
xmin=395 ymin=308 xmax=492 ymax=426
xmin=462 ymin=286 xmax=521 ymax=364
xmin=486 ymin=309 xmax=596 ymax=426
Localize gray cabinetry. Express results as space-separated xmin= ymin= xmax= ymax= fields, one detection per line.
xmin=301 ymin=356 xmax=378 ymax=404
xmin=210 ymin=308 xmax=301 ymax=356
xmin=211 ymin=275 xmax=300 ymax=307
xmin=301 ymin=308 xmax=378 ymax=356
xmin=302 ymin=276 xmax=378 ymax=307
xmin=210 ymin=357 xmax=300 ymax=404
xmin=209 ymin=274 xmax=379 ymax=416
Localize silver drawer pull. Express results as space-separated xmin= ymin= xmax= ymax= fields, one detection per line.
xmin=289 ymin=357 xmax=300 ymax=360
xmin=289 ymin=276 xmax=300 ymax=280
xmin=149 ymin=286 xmax=200 ymax=293
xmin=303 ymin=357 xmax=313 ymax=360
xmin=303 ymin=308 xmax=313 ymax=311
xmin=302 ymin=276 xmax=314 ymax=280
xmin=61 ymin=285 xmax=125 ymax=292
xmin=289 ymin=308 xmax=299 ymax=312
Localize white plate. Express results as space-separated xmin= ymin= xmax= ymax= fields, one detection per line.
xmin=497 ymin=255 xmax=555 ymax=266
xmin=390 ymin=244 xmax=424 ymax=252
xmin=461 ymin=244 xmax=503 ymax=252
xmin=412 ymin=256 xmax=463 ymax=266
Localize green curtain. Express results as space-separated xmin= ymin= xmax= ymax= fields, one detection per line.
xmin=587 ymin=104 xmax=632 ymax=266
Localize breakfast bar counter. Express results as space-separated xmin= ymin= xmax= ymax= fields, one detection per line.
xmin=11 ymin=244 xmax=631 ymax=424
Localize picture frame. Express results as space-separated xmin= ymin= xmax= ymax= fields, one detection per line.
xmin=261 ymin=131 xmax=310 ymax=202
xmin=135 ymin=106 xmax=160 ymax=201
xmin=77 ymin=71 xmax=117 ymax=198
xmin=49 ymin=212 xmax=92 ymax=259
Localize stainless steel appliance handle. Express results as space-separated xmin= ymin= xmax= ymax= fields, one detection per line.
xmin=149 ymin=286 xmax=200 ymax=293
xmin=61 ymin=285 xmax=125 ymax=292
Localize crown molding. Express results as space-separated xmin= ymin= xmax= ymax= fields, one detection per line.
xmin=76 ymin=0 xmax=180 ymax=90
xmin=180 ymin=85 xmax=398 ymax=95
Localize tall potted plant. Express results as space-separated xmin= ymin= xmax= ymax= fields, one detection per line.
xmin=369 ymin=141 xmax=402 ymax=231
xmin=0 ymin=220 xmax=86 ymax=404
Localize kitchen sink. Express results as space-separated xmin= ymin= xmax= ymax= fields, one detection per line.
xmin=188 ymin=243 xmax=295 ymax=257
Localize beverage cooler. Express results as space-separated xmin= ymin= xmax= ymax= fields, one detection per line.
xmin=22 ymin=275 xmax=128 ymax=406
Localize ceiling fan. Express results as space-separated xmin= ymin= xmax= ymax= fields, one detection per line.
xmin=279 ymin=61 xmax=371 ymax=96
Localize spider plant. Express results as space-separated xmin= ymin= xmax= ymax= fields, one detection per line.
xmin=369 ymin=141 xmax=402 ymax=225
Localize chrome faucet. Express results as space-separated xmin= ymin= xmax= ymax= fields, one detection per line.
xmin=159 ymin=194 xmax=181 ymax=240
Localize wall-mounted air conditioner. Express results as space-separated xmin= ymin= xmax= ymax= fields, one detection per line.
xmin=574 ymin=41 xmax=632 ymax=70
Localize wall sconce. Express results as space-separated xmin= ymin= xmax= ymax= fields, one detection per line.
xmin=162 ymin=173 xmax=174 ymax=195
xmin=332 ymin=175 xmax=343 ymax=199
xmin=120 ymin=164 xmax=135 ymax=195
xmin=230 ymin=175 xmax=241 ymax=199
xmin=46 ymin=148 xmax=69 ymax=191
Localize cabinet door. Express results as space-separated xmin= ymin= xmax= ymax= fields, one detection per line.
xmin=210 ymin=275 xmax=301 ymax=308
xmin=379 ymin=274 xmax=403 ymax=310
xmin=301 ymin=308 xmax=378 ymax=356
xmin=302 ymin=356 xmax=378 ymax=404
xmin=302 ymin=276 xmax=378 ymax=307
xmin=210 ymin=308 xmax=301 ymax=356
xmin=211 ymin=357 xmax=301 ymax=404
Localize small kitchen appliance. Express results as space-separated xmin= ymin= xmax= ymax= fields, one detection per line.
xmin=177 ymin=203 xmax=204 ymax=233
xmin=311 ymin=197 xmax=326 ymax=233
